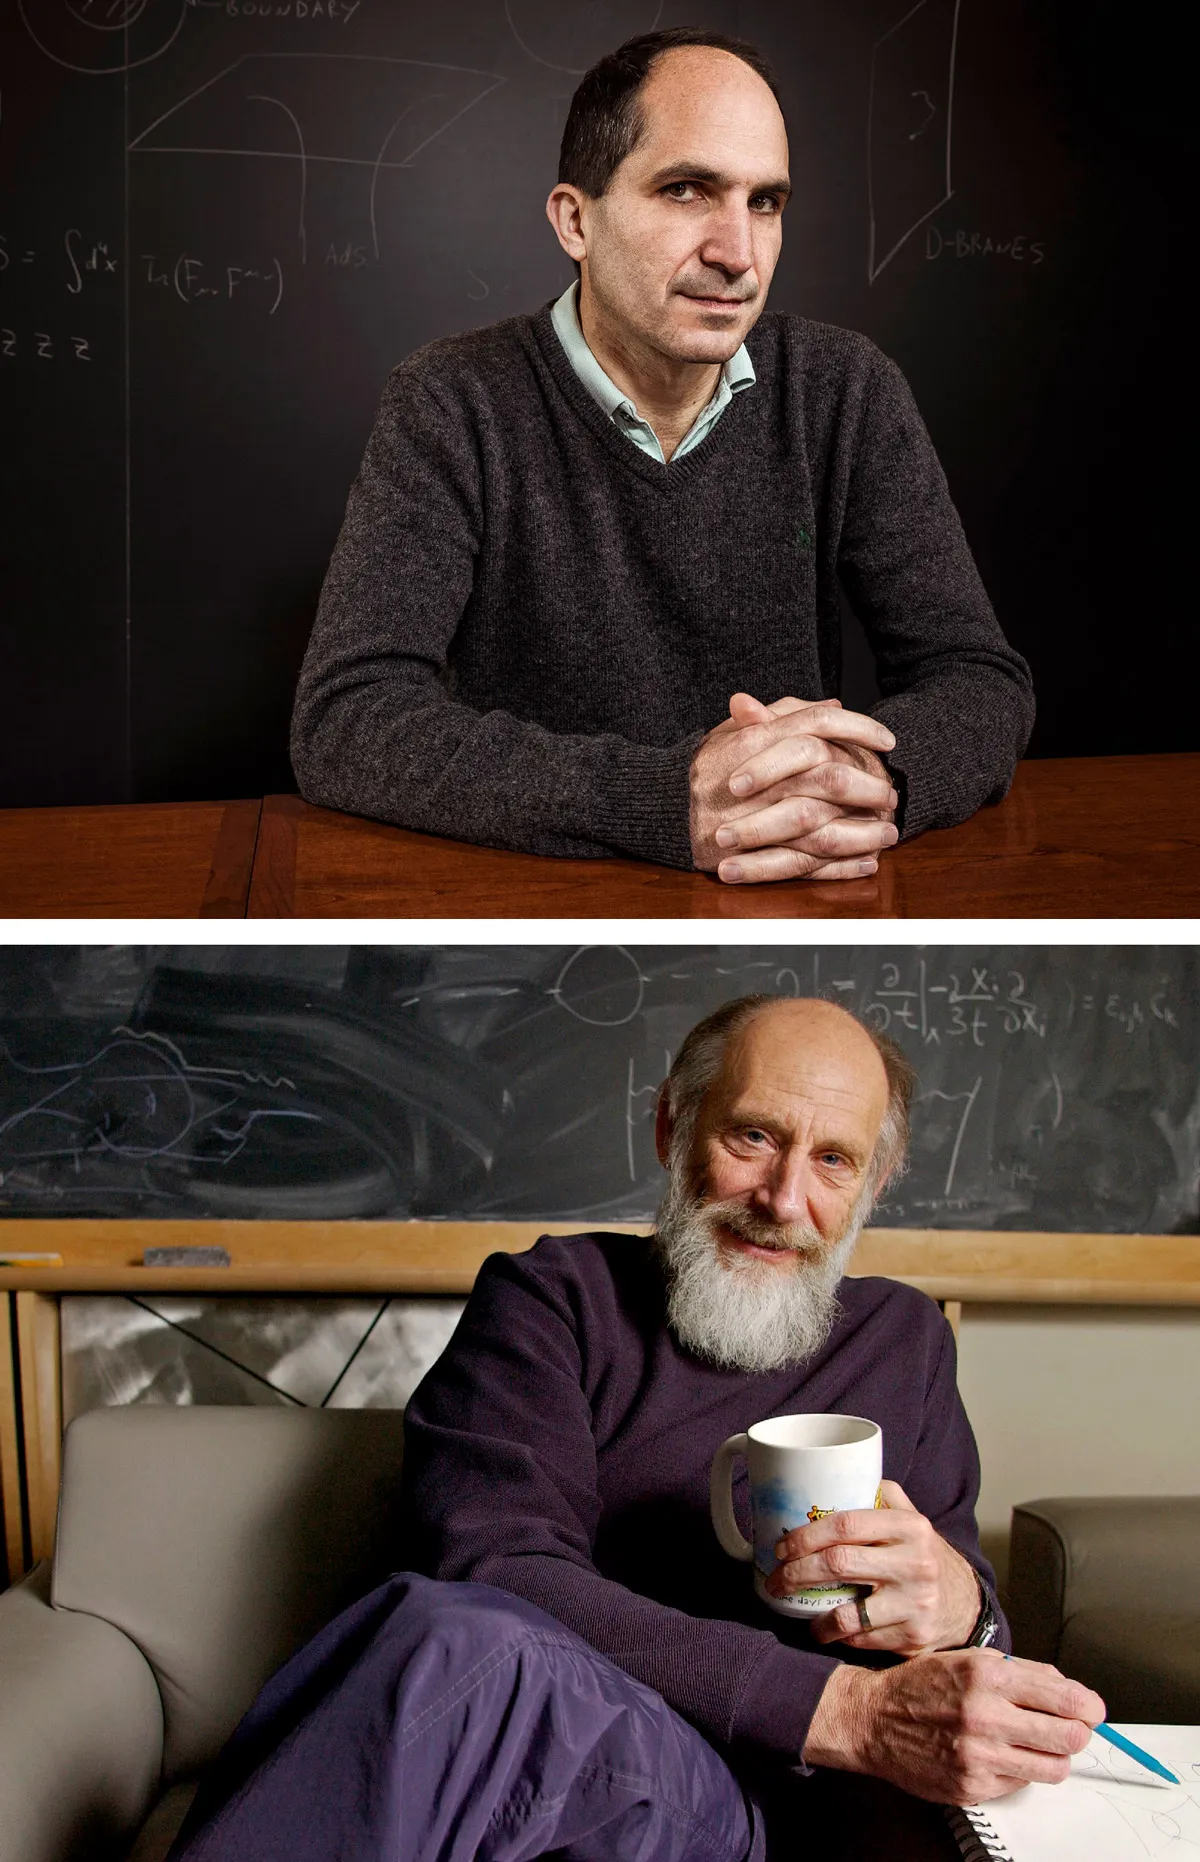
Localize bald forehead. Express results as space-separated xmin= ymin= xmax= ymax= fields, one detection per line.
xmin=715 ymin=999 xmax=889 ymax=1125
xmin=642 ymin=43 xmax=777 ymax=98
xmin=636 ymin=44 xmax=786 ymax=146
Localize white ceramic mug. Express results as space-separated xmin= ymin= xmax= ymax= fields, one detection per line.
xmin=709 ymin=1413 xmax=883 ymax=1618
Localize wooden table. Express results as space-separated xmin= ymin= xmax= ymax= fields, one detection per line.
xmin=248 ymin=754 xmax=1200 ymax=917
xmin=0 ymin=757 xmax=1194 ymax=916
xmin=0 ymin=799 xmax=261 ymax=917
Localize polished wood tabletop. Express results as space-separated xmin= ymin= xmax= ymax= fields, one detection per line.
xmin=0 ymin=799 xmax=261 ymax=917
xmin=248 ymin=754 xmax=1200 ymax=918
xmin=0 ymin=756 xmax=1195 ymax=917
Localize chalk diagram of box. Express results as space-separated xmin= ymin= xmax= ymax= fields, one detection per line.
xmin=127 ymin=53 xmax=507 ymax=262
xmin=867 ymin=0 xmax=962 ymax=283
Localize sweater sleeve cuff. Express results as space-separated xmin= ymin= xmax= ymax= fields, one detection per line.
xmin=872 ymin=683 xmax=1027 ymax=842
xmin=585 ymin=730 xmax=704 ymax=869
xmin=729 ymin=1638 xmax=843 ymax=1767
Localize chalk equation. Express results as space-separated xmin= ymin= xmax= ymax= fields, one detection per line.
xmin=0 ymin=950 xmax=1191 ymax=1226
xmin=2 ymin=228 xmax=283 ymax=312
xmin=857 ymin=960 xmax=1045 ymax=1046
xmin=2 ymin=229 xmax=119 ymax=292
xmin=142 ymin=249 xmax=284 ymax=311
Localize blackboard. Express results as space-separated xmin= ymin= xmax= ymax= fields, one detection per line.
xmin=0 ymin=944 xmax=1195 ymax=1233
xmin=0 ymin=1 xmax=1192 ymax=807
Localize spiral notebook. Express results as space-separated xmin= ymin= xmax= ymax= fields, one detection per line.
xmin=943 ymin=1725 xmax=1200 ymax=1861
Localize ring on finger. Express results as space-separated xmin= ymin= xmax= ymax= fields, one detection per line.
xmin=856 ymin=1592 xmax=873 ymax=1632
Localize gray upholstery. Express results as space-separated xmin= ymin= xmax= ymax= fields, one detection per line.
xmin=1008 ymin=1495 xmax=1200 ymax=1720
xmin=53 ymin=1406 xmax=406 ymax=1780
xmin=123 ymin=1783 xmax=199 ymax=1862
xmin=0 ymin=1562 xmax=163 ymax=1862
xmin=0 ymin=1406 xmax=406 ymax=1862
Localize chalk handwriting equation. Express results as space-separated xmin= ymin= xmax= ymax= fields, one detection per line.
xmin=542 ymin=947 xmax=1184 ymax=1190
xmin=858 ymin=960 xmax=1045 ymax=1047
xmin=142 ymin=249 xmax=284 ymax=311
xmin=1 ymin=230 xmax=283 ymax=313
xmin=545 ymin=949 xmax=1180 ymax=1050
xmin=1 ymin=230 xmax=117 ymax=289
xmin=1070 ymin=984 xmax=1179 ymax=1036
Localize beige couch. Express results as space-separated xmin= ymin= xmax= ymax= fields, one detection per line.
xmin=0 ymin=1408 xmax=405 ymax=1862
xmin=3 ymin=1411 xmax=1198 ymax=1862
xmin=1006 ymin=1495 xmax=1200 ymax=1720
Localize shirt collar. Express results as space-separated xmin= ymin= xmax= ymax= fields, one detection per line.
xmin=550 ymin=280 xmax=756 ymax=423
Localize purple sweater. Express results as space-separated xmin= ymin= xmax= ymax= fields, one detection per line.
xmin=400 ymin=1233 xmax=1009 ymax=1766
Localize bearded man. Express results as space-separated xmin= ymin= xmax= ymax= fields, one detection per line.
xmin=171 ymin=997 xmax=1101 ymax=1862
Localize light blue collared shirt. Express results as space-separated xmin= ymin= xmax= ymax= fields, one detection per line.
xmin=550 ymin=280 xmax=756 ymax=465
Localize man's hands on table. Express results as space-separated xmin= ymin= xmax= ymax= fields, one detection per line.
xmin=689 ymin=693 xmax=900 ymax=885
xmin=784 ymin=1480 xmax=1106 ymax=1803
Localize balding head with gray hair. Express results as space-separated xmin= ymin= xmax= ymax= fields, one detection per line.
xmin=653 ymin=995 xmax=917 ymax=1373
xmin=662 ymin=993 xmax=915 ymax=1199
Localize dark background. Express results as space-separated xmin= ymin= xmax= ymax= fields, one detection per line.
xmin=0 ymin=0 xmax=1190 ymax=808
xmin=1 ymin=944 xmax=1195 ymax=1233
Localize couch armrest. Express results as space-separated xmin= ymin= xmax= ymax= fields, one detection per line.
xmin=0 ymin=1562 xmax=165 ymax=1862
xmin=1008 ymin=1496 xmax=1200 ymax=1662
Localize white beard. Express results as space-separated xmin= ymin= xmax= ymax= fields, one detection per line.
xmin=653 ymin=1163 xmax=867 ymax=1374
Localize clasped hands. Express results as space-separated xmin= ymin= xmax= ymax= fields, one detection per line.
xmin=787 ymin=1481 xmax=1107 ymax=1805
xmin=689 ymin=692 xmax=900 ymax=885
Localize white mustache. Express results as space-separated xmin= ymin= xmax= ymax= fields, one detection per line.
xmin=703 ymin=1198 xmax=823 ymax=1256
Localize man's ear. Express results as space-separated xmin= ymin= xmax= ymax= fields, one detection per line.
xmin=654 ymin=1084 xmax=673 ymax=1168
xmin=545 ymin=183 xmax=588 ymax=263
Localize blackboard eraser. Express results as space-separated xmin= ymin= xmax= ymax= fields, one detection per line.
xmin=142 ymin=1246 xmax=232 ymax=1268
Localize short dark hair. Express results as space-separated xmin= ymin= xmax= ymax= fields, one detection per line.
xmin=558 ymin=28 xmax=781 ymax=200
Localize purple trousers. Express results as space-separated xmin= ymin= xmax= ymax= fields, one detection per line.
xmin=168 ymin=1574 xmax=767 ymax=1862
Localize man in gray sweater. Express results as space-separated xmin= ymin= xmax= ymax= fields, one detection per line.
xmin=291 ymin=29 xmax=1034 ymax=885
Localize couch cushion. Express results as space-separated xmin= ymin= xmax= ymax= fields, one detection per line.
xmin=124 ymin=1782 xmax=199 ymax=1862
xmin=0 ymin=1562 xmax=164 ymax=1862
xmin=1058 ymin=1610 xmax=1200 ymax=1722
xmin=53 ymin=1406 xmax=405 ymax=1780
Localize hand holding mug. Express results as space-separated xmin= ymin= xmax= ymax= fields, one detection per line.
xmin=767 ymin=1479 xmax=983 ymax=1655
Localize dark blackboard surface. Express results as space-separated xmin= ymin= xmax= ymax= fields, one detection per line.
xmin=0 ymin=1 xmax=1193 ymax=806
xmin=0 ymin=945 xmax=1195 ymax=1232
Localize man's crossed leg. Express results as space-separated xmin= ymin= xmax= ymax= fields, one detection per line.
xmin=169 ymin=1575 xmax=765 ymax=1862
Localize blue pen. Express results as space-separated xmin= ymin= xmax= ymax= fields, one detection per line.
xmin=1092 ymin=1723 xmax=1179 ymax=1784
xmin=1001 ymin=1659 xmax=1179 ymax=1785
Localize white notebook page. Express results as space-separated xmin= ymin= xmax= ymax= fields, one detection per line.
xmin=958 ymin=1726 xmax=1200 ymax=1862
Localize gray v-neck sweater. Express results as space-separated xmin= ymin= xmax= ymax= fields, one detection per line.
xmin=291 ymin=303 xmax=1033 ymax=866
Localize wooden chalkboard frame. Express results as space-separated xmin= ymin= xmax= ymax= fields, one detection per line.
xmin=2 ymin=1220 xmax=1199 ymax=1303
xmin=3 ymin=1221 xmax=1199 ymax=1583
